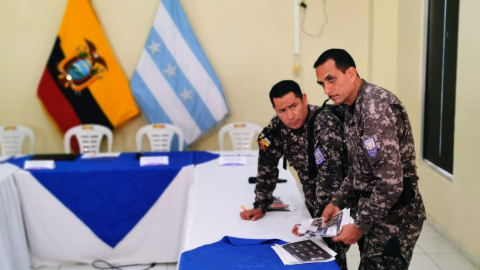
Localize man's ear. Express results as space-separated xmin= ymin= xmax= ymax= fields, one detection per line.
xmin=347 ymin=67 xmax=357 ymax=82
xmin=302 ymin=93 xmax=309 ymax=105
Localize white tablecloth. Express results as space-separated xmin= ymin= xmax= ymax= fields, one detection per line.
xmin=0 ymin=163 xmax=30 ymax=270
xmin=14 ymin=165 xmax=194 ymax=267
xmin=181 ymin=151 xmax=312 ymax=252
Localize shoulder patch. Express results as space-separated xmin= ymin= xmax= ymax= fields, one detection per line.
xmin=314 ymin=147 xmax=325 ymax=164
xmin=257 ymin=133 xmax=271 ymax=151
xmin=363 ymin=137 xmax=377 ymax=157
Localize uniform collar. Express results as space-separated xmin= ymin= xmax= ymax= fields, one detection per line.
xmin=349 ymin=79 xmax=368 ymax=113
xmin=298 ymin=105 xmax=312 ymax=131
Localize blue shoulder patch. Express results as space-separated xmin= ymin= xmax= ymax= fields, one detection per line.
xmin=363 ymin=137 xmax=377 ymax=157
xmin=314 ymin=147 xmax=325 ymax=164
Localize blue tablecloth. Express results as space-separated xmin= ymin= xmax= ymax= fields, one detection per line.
xmin=179 ymin=236 xmax=341 ymax=270
xmin=9 ymin=151 xmax=218 ymax=248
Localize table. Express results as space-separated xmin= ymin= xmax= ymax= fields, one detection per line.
xmin=0 ymin=163 xmax=30 ymax=270
xmin=179 ymin=151 xmax=341 ymax=269
xmin=182 ymin=152 xmax=311 ymax=251
xmin=10 ymin=152 xmax=218 ymax=267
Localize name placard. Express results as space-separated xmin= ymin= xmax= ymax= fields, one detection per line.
xmin=140 ymin=156 xmax=169 ymax=166
xmin=24 ymin=160 xmax=55 ymax=170
xmin=219 ymin=156 xmax=247 ymax=166
xmin=81 ymin=153 xmax=121 ymax=159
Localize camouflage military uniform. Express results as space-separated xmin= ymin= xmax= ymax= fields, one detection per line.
xmin=254 ymin=104 xmax=350 ymax=270
xmin=332 ymin=80 xmax=427 ymax=269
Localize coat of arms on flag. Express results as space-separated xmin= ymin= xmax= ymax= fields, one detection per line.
xmin=37 ymin=0 xmax=139 ymax=135
xmin=130 ymin=0 xmax=229 ymax=147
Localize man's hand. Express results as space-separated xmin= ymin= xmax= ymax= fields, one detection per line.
xmin=321 ymin=202 xmax=340 ymax=222
xmin=291 ymin=224 xmax=303 ymax=236
xmin=332 ymin=224 xmax=363 ymax=245
xmin=240 ymin=208 xmax=264 ymax=221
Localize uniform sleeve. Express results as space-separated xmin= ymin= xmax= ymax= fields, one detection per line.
xmin=355 ymin=104 xmax=403 ymax=232
xmin=312 ymin=111 xmax=346 ymax=217
xmin=332 ymin=163 xmax=354 ymax=208
xmin=253 ymin=117 xmax=283 ymax=213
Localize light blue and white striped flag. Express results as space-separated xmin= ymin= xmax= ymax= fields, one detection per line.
xmin=130 ymin=0 xmax=229 ymax=146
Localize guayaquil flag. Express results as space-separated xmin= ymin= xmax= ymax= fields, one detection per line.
xmin=37 ymin=0 xmax=139 ymax=138
xmin=130 ymin=0 xmax=229 ymax=147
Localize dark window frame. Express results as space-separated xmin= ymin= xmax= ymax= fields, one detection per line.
xmin=423 ymin=0 xmax=459 ymax=177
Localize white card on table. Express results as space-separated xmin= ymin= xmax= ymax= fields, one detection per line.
xmin=81 ymin=152 xmax=121 ymax=159
xmin=140 ymin=156 xmax=169 ymax=166
xmin=219 ymin=156 xmax=247 ymax=166
xmin=24 ymin=160 xmax=55 ymax=170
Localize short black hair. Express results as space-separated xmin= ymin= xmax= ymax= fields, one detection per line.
xmin=269 ymin=80 xmax=302 ymax=106
xmin=313 ymin=48 xmax=356 ymax=73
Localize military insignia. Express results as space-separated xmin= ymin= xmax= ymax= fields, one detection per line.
xmin=5 ymin=126 xmax=16 ymax=131
xmin=82 ymin=125 xmax=94 ymax=130
xmin=363 ymin=137 xmax=377 ymax=157
xmin=153 ymin=124 xmax=165 ymax=129
xmin=314 ymin=147 xmax=325 ymax=164
xmin=234 ymin=123 xmax=246 ymax=128
xmin=57 ymin=38 xmax=108 ymax=94
xmin=257 ymin=133 xmax=271 ymax=151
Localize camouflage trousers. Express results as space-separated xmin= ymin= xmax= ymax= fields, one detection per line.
xmin=356 ymin=186 xmax=426 ymax=270
xmin=323 ymin=237 xmax=350 ymax=270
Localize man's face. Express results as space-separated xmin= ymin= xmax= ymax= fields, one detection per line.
xmin=315 ymin=59 xmax=357 ymax=105
xmin=273 ymin=92 xmax=309 ymax=129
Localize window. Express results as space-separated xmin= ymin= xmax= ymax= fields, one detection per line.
xmin=423 ymin=0 xmax=460 ymax=175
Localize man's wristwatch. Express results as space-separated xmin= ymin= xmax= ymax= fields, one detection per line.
xmin=330 ymin=200 xmax=341 ymax=208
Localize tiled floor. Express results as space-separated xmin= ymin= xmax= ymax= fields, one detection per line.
xmin=32 ymin=224 xmax=478 ymax=270
xmin=346 ymin=224 xmax=479 ymax=270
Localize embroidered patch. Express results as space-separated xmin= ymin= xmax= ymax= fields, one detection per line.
xmin=314 ymin=147 xmax=325 ymax=164
xmin=363 ymin=137 xmax=377 ymax=157
xmin=257 ymin=133 xmax=271 ymax=151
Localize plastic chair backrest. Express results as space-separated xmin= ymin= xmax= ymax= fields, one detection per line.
xmin=0 ymin=125 xmax=35 ymax=155
xmin=136 ymin=124 xmax=184 ymax=152
xmin=64 ymin=124 xmax=113 ymax=154
xmin=218 ymin=122 xmax=263 ymax=151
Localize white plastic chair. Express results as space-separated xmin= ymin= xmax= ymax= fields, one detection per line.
xmin=0 ymin=125 xmax=35 ymax=155
xmin=136 ymin=124 xmax=184 ymax=152
xmin=64 ymin=124 xmax=113 ymax=154
xmin=218 ymin=122 xmax=263 ymax=151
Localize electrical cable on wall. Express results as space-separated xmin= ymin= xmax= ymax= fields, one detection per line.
xmin=300 ymin=0 xmax=328 ymax=38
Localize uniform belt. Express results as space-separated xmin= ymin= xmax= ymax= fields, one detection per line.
xmin=354 ymin=176 xmax=418 ymax=210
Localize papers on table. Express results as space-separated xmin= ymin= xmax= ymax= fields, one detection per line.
xmin=267 ymin=196 xmax=296 ymax=212
xmin=24 ymin=160 xmax=55 ymax=170
xmin=272 ymin=238 xmax=337 ymax=265
xmin=81 ymin=153 xmax=121 ymax=159
xmin=297 ymin=208 xmax=352 ymax=237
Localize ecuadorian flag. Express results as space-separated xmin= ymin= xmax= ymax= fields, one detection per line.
xmin=37 ymin=0 xmax=139 ymax=134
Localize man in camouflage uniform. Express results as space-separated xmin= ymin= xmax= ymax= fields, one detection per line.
xmin=314 ymin=49 xmax=426 ymax=269
xmin=239 ymin=80 xmax=350 ymax=270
